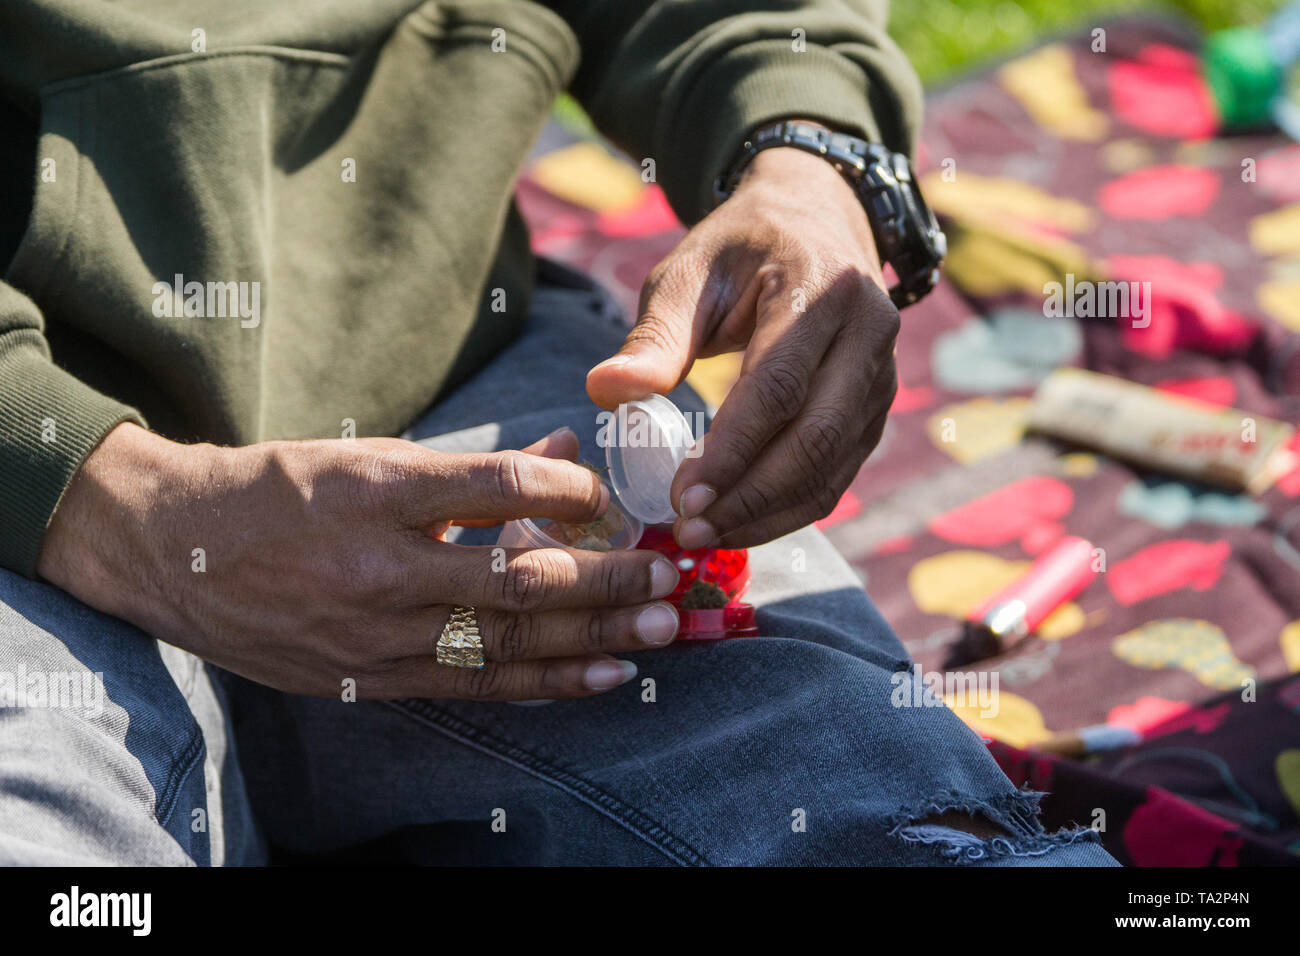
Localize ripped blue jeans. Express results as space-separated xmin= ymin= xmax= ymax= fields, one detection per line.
xmin=215 ymin=263 xmax=1116 ymax=866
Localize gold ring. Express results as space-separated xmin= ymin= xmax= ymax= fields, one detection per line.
xmin=436 ymin=605 xmax=486 ymax=669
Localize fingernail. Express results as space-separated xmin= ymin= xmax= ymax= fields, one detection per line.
xmin=678 ymin=484 xmax=716 ymax=518
xmin=595 ymin=480 xmax=611 ymax=514
xmin=650 ymin=557 xmax=680 ymax=598
xmin=636 ymin=603 xmax=679 ymax=646
xmin=677 ymin=517 xmax=717 ymax=550
xmin=584 ymin=659 xmax=638 ymax=691
xmin=546 ymin=426 xmax=575 ymax=441
xmin=592 ymin=354 xmax=633 ymax=372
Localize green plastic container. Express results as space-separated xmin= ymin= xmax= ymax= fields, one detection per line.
xmin=1204 ymin=26 xmax=1282 ymax=129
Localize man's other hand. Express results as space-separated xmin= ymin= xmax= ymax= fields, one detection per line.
xmin=586 ymin=143 xmax=899 ymax=550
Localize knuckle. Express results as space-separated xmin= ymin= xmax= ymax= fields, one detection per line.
xmin=879 ymin=362 xmax=899 ymax=407
xmin=876 ymin=301 xmax=902 ymax=342
xmin=536 ymin=659 xmax=581 ymax=697
xmin=493 ymin=612 xmax=535 ymax=661
xmin=756 ymin=261 xmax=795 ymax=298
xmin=330 ymin=637 xmax=372 ymax=678
xmin=625 ymin=313 xmax=679 ymax=354
xmin=594 ymin=555 xmax=631 ymax=603
xmin=812 ymin=484 xmax=842 ymax=520
xmin=488 ymin=450 xmax=534 ymax=504
xmin=359 ymin=653 xmax=402 ymax=685
xmin=328 ymin=453 xmax=401 ymax=517
xmin=457 ymin=662 xmax=512 ymax=700
xmin=331 ymin=544 xmax=392 ymax=598
xmin=733 ymin=478 xmax=780 ymax=523
xmin=577 ymin=612 xmax=607 ymax=653
xmin=862 ymin=409 xmax=890 ymax=457
xmin=842 ymin=274 xmax=899 ymax=339
xmin=753 ymin=359 xmax=808 ymax=420
xmin=713 ymin=418 xmax=767 ymax=477
xmin=500 ymin=556 xmax=550 ymax=612
xmin=857 ymin=299 xmax=901 ymax=347
xmin=789 ymin=413 xmax=846 ymax=480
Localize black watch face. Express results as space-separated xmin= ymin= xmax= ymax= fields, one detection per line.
xmin=861 ymin=156 xmax=945 ymax=304
xmin=912 ymin=186 xmax=946 ymax=262
xmin=889 ymin=156 xmax=945 ymax=263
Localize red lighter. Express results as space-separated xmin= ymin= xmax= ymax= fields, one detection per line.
xmin=945 ymin=535 xmax=1099 ymax=667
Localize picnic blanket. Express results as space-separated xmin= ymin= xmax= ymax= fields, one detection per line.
xmin=515 ymin=16 xmax=1300 ymax=866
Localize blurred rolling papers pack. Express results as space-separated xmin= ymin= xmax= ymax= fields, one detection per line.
xmin=1029 ymin=369 xmax=1296 ymax=494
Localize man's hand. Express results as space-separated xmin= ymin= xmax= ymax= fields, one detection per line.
xmin=37 ymin=423 xmax=680 ymax=700
xmin=586 ymin=141 xmax=900 ymax=550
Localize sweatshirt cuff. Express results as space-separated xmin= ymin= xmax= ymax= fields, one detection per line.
xmin=0 ymin=342 xmax=145 ymax=578
xmin=664 ymin=38 xmax=906 ymax=225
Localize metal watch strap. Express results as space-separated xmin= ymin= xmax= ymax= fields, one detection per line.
xmin=713 ymin=120 xmax=946 ymax=309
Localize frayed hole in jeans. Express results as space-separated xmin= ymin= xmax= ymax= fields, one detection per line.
xmin=890 ymin=789 xmax=1100 ymax=862
xmin=911 ymin=810 xmax=1010 ymax=840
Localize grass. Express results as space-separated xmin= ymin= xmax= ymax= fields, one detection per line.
xmin=891 ymin=0 xmax=1286 ymax=82
xmin=553 ymin=2 xmax=1287 ymax=129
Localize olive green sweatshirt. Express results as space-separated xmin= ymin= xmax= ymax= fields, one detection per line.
xmin=0 ymin=0 xmax=920 ymax=577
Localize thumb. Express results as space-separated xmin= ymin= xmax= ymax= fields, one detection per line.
xmin=586 ymin=261 xmax=706 ymax=409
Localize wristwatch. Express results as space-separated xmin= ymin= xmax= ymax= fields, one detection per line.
xmin=713 ymin=119 xmax=947 ymax=309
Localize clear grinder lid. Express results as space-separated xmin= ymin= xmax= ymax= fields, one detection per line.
xmin=604 ymin=394 xmax=694 ymax=525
